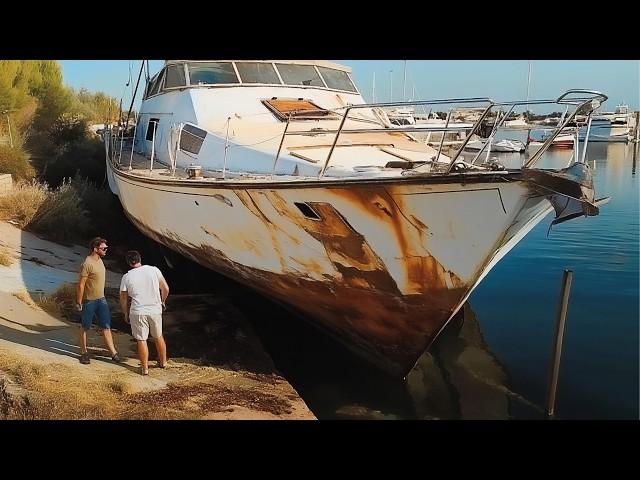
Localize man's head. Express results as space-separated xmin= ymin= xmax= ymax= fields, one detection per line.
xmin=125 ymin=250 xmax=142 ymax=268
xmin=90 ymin=237 xmax=108 ymax=257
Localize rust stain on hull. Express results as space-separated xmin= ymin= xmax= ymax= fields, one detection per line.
xmin=129 ymin=208 xmax=471 ymax=376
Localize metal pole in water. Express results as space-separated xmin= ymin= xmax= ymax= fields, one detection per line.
xmin=633 ymin=112 xmax=639 ymax=175
xmin=546 ymin=269 xmax=573 ymax=418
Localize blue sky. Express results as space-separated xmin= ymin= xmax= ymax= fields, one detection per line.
xmin=60 ymin=60 xmax=639 ymax=112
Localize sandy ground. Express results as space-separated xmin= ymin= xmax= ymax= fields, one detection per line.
xmin=0 ymin=221 xmax=315 ymax=420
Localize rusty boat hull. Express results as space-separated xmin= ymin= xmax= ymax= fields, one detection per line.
xmin=104 ymin=63 xmax=607 ymax=376
xmin=108 ymin=166 xmax=556 ymax=376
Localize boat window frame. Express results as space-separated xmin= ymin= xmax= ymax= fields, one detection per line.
xmin=316 ymin=66 xmax=358 ymax=93
xmin=273 ymin=63 xmax=326 ymax=88
xmin=163 ymin=63 xmax=188 ymax=89
xmin=234 ymin=61 xmax=283 ymax=85
xmin=146 ymin=69 xmax=166 ymax=98
xmin=186 ymin=61 xmax=240 ymax=86
xmin=146 ymin=61 xmax=362 ymax=96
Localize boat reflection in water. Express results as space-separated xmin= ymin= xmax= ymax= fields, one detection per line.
xmin=405 ymin=303 xmax=543 ymax=419
xmin=331 ymin=302 xmax=542 ymax=420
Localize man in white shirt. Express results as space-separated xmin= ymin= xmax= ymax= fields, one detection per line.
xmin=119 ymin=250 xmax=170 ymax=375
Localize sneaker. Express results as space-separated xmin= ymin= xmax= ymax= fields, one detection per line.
xmin=157 ymin=360 xmax=168 ymax=369
xmin=141 ymin=367 xmax=149 ymax=376
xmin=79 ymin=352 xmax=91 ymax=365
xmin=111 ymin=352 xmax=122 ymax=363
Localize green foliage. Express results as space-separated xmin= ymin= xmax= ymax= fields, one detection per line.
xmin=70 ymin=173 xmax=123 ymax=239
xmin=49 ymin=114 xmax=88 ymax=147
xmin=29 ymin=179 xmax=91 ymax=242
xmin=68 ymin=88 xmax=120 ymax=124
xmin=0 ymin=145 xmax=35 ymax=180
xmin=44 ymin=136 xmax=105 ymax=187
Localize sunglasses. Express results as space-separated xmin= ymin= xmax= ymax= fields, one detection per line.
xmin=98 ymin=246 xmax=108 ymax=251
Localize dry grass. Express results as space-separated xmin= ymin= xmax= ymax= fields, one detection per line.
xmin=12 ymin=283 xmax=77 ymax=319
xmin=0 ymin=248 xmax=14 ymax=267
xmin=0 ymin=181 xmax=47 ymax=228
xmin=12 ymin=290 xmax=37 ymax=308
xmin=0 ymin=179 xmax=91 ymax=242
xmin=0 ymin=350 xmax=189 ymax=420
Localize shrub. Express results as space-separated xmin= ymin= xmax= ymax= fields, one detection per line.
xmin=44 ymin=137 xmax=105 ymax=187
xmin=29 ymin=179 xmax=90 ymax=242
xmin=0 ymin=180 xmax=47 ymax=227
xmin=0 ymin=145 xmax=35 ymax=181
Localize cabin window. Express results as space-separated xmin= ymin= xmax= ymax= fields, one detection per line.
xmin=180 ymin=124 xmax=207 ymax=155
xmin=164 ymin=64 xmax=187 ymax=88
xmin=145 ymin=74 xmax=158 ymax=98
xmin=235 ymin=62 xmax=281 ymax=84
xmin=148 ymin=69 xmax=165 ymax=97
xmin=187 ymin=62 xmax=239 ymax=85
xmin=317 ymin=67 xmax=357 ymax=93
xmin=274 ymin=64 xmax=324 ymax=87
xmin=262 ymin=98 xmax=337 ymax=122
xmin=146 ymin=118 xmax=159 ymax=141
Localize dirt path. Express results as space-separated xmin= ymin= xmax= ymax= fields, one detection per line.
xmin=0 ymin=221 xmax=315 ymax=420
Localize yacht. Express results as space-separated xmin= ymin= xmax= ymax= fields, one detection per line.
xmin=105 ymin=60 xmax=608 ymax=375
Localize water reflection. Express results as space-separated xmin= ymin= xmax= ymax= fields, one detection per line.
xmin=234 ymin=287 xmax=537 ymax=419
xmin=406 ymin=303 xmax=544 ymax=419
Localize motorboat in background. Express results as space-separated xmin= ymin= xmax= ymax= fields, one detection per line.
xmin=105 ymin=60 xmax=608 ymax=376
xmin=586 ymin=104 xmax=634 ymax=142
xmin=464 ymin=138 xmax=525 ymax=153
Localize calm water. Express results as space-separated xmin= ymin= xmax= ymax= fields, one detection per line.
xmin=235 ymin=140 xmax=639 ymax=420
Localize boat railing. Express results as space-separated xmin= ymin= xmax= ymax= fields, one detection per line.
xmin=273 ymin=89 xmax=608 ymax=177
xmin=108 ymin=90 xmax=608 ymax=180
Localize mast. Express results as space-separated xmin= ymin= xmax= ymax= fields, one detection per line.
xmin=403 ymin=60 xmax=407 ymax=102
xmin=372 ymin=71 xmax=376 ymax=103
xmin=525 ymin=60 xmax=533 ymax=147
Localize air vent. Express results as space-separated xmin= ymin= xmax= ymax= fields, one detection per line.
xmin=180 ymin=124 xmax=207 ymax=155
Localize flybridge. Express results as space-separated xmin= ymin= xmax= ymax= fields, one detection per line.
xmin=144 ymin=61 xmax=360 ymax=99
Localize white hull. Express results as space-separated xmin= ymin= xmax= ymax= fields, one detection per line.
xmin=104 ymin=62 xmax=606 ymax=375
xmin=108 ymin=161 xmax=551 ymax=374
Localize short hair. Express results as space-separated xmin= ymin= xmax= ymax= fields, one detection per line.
xmin=125 ymin=250 xmax=141 ymax=266
xmin=90 ymin=237 xmax=107 ymax=250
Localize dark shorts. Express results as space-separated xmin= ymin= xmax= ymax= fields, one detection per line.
xmin=81 ymin=297 xmax=111 ymax=330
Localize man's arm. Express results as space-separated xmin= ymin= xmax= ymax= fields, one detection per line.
xmin=159 ymin=278 xmax=170 ymax=306
xmin=119 ymin=290 xmax=130 ymax=323
xmin=76 ymin=275 xmax=88 ymax=310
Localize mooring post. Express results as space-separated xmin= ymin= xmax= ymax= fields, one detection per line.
xmin=546 ymin=269 xmax=573 ymax=418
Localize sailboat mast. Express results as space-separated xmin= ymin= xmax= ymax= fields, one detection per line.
xmin=403 ymin=60 xmax=407 ymax=102
xmin=372 ymin=71 xmax=376 ymax=103
xmin=526 ymin=60 xmax=533 ymax=147
xmin=526 ymin=60 xmax=532 ymax=104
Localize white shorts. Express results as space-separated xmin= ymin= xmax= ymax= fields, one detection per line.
xmin=130 ymin=314 xmax=163 ymax=341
